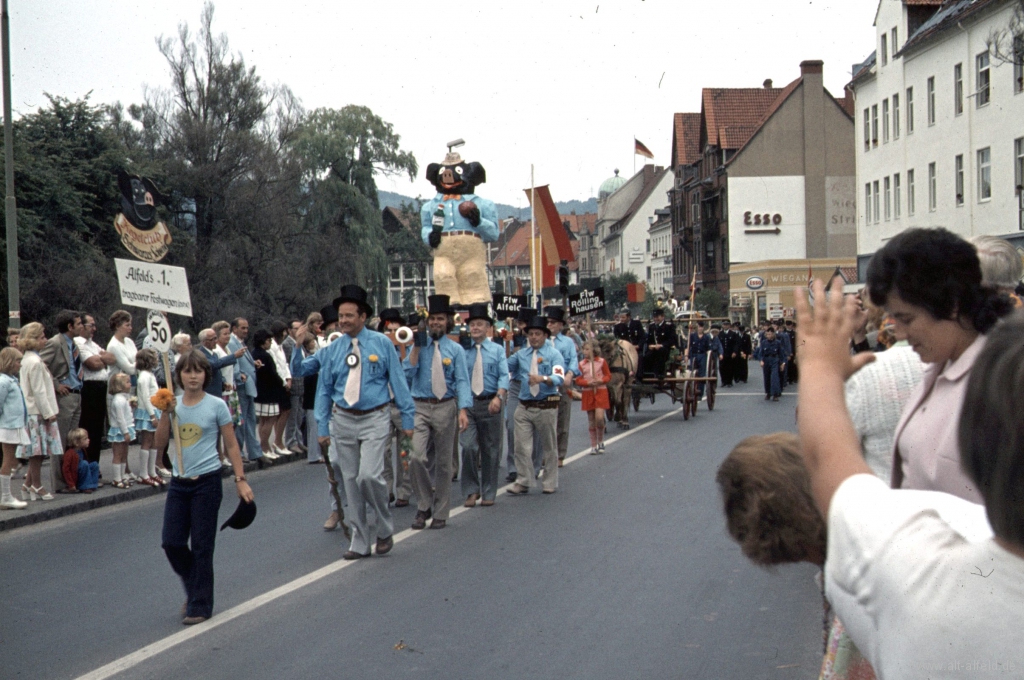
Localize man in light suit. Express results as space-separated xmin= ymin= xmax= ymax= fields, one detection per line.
xmin=39 ymin=309 xmax=84 ymax=453
xmin=229 ymin=317 xmax=263 ymax=463
xmin=198 ymin=328 xmax=244 ymax=397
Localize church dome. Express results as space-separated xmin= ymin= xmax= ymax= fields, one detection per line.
xmin=599 ymin=169 xmax=626 ymax=200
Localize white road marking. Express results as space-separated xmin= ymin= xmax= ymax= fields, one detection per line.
xmin=76 ymin=406 xmax=682 ymax=680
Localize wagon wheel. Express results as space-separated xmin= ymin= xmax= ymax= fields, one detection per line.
xmin=707 ymin=378 xmax=716 ymax=411
xmin=632 ymin=388 xmax=642 ymax=412
xmin=681 ymin=381 xmax=691 ymax=420
xmin=690 ymin=385 xmax=699 ymax=417
xmin=648 ymin=390 xmax=656 ymax=405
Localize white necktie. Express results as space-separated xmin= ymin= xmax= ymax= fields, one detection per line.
xmin=529 ymin=350 xmax=540 ymax=397
xmin=344 ymin=338 xmax=360 ymax=406
xmin=472 ymin=345 xmax=485 ymax=396
xmin=431 ymin=342 xmax=447 ymax=400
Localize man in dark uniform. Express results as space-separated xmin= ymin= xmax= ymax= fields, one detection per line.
xmin=688 ymin=321 xmax=712 ymax=398
xmin=613 ymin=308 xmax=646 ymax=349
xmin=735 ymin=322 xmax=751 ymax=383
xmin=719 ymin=321 xmax=738 ymax=387
xmin=784 ymin=319 xmax=798 ymax=385
xmin=754 ymin=325 xmax=785 ymax=400
xmin=645 ymin=307 xmax=677 ymax=378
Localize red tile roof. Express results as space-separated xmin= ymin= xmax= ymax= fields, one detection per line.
xmin=561 ymin=212 xmax=596 ymax=236
xmin=701 ymin=87 xmax=783 ymax=150
xmin=492 ymin=215 xmax=585 ymax=270
xmin=671 ymin=113 xmax=702 ymax=167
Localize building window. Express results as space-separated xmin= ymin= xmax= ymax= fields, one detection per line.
xmin=646 ymin=239 xmax=650 ymax=253
xmin=881 ymin=33 xmax=888 ymax=66
xmin=1015 ymin=36 xmax=1023 ymax=94
xmin=893 ymin=93 xmax=901 ymax=139
xmin=884 ymin=176 xmax=892 ymax=220
xmin=865 ymin=183 xmax=873 ymax=225
xmin=894 ymin=173 xmax=902 ymax=219
xmin=704 ymin=240 xmax=715 ymax=273
xmin=871 ymin=105 xmax=878 ymax=146
xmin=863 ymin=108 xmax=870 ymax=151
xmin=690 ymin=194 xmax=699 ymax=226
xmin=954 ymin=63 xmax=963 ymax=115
xmin=873 ymin=180 xmax=880 ymax=222
xmin=927 ymin=77 xmax=936 ymax=125
xmin=908 ymin=168 xmax=916 ymax=216
xmin=882 ymin=99 xmax=890 ymax=143
xmin=907 ymin=87 xmax=915 ymax=134
xmin=978 ymin=147 xmax=992 ymax=201
xmin=955 ymin=154 xmax=965 ymax=205
xmin=891 ymin=27 xmax=898 ymax=55
xmin=694 ymin=237 xmax=702 ymax=272
xmin=390 ymin=265 xmax=401 ymax=282
xmin=1015 ymin=138 xmax=1023 ymax=229
xmin=977 ymin=51 xmax=991 ymax=107
xmin=928 ymin=162 xmax=937 ymax=211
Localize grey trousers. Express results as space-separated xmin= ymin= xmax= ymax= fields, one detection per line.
xmin=305 ymin=409 xmax=321 ymax=463
xmin=285 ymin=393 xmax=305 ymax=448
xmin=513 ymin=404 xmax=558 ymax=492
xmin=505 ymin=380 xmax=542 ymax=476
xmin=410 ymin=399 xmax=458 ymax=521
xmin=383 ymin=404 xmax=412 ymax=501
xmin=53 ymin=391 xmax=82 ymax=490
xmin=329 ymin=406 xmax=393 ymax=555
xmin=556 ymin=390 xmax=572 ymax=460
xmin=460 ymin=398 xmax=503 ymax=501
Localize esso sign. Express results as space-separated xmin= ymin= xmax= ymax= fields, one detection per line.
xmin=745 ymin=276 xmax=765 ymax=290
xmin=147 ymin=309 xmax=172 ymax=352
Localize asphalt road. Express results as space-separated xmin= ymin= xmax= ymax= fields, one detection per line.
xmin=1 ymin=367 xmax=818 ymax=680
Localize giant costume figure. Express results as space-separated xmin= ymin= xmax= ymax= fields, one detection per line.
xmin=421 ymin=151 xmax=499 ymax=306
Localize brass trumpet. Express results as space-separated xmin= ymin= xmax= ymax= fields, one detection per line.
xmin=394 ymin=326 xmax=414 ymax=345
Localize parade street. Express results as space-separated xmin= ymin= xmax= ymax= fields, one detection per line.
xmin=1 ymin=371 xmax=820 ymax=680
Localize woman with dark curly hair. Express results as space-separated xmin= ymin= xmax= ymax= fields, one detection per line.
xmin=865 ymin=228 xmax=1015 ymax=501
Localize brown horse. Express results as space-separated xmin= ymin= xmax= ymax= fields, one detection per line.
xmin=599 ymin=337 xmax=638 ymax=430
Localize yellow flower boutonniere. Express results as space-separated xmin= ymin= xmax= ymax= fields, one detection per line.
xmin=536 ymin=356 xmax=544 ymax=364
xmin=368 ymin=354 xmax=379 ymax=363
xmin=442 ymin=357 xmax=452 ymax=366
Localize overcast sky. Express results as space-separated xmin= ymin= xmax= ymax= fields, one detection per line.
xmin=9 ymin=0 xmax=878 ymax=207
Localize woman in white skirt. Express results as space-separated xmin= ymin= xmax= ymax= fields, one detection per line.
xmin=0 ymin=347 xmax=30 ymax=509
xmin=16 ymin=323 xmax=60 ymax=501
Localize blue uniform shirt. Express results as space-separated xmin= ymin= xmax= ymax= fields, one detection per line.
xmin=420 ymin=193 xmax=499 ymax=244
xmin=778 ymin=331 xmax=793 ymax=359
xmin=464 ymin=338 xmax=510 ymax=395
xmin=313 ymin=327 xmax=415 ymax=436
xmin=689 ymin=333 xmax=712 ymax=355
xmin=403 ymin=336 xmax=473 ymax=409
xmin=507 ymin=343 xmax=565 ymax=402
xmin=551 ymin=333 xmax=579 ymax=377
xmin=709 ymin=334 xmax=725 ymax=357
xmin=62 ymin=334 xmax=83 ymax=391
xmin=755 ymin=337 xmax=784 ymax=361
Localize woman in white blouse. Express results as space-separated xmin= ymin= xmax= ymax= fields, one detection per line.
xmin=106 ymin=310 xmax=137 ymax=387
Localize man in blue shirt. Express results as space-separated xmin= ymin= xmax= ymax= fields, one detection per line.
xmin=228 ymin=318 xmax=262 ymax=464
xmin=312 ymin=285 xmax=415 ymax=560
xmin=404 ymin=294 xmax=472 ymax=530
xmin=459 ymin=303 xmax=509 ymax=507
xmin=545 ymin=307 xmax=579 ymax=466
xmin=688 ymin=321 xmax=713 ymax=399
xmin=507 ymin=315 xmax=566 ymax=496
xmin=504 ymin=307 xmax=538 ymax=484
xmin=754 ymin=325 xmax=785 ymax=401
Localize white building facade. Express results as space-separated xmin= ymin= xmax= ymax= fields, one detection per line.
xmin=852 ymin=0 xmax=1024 ymax=268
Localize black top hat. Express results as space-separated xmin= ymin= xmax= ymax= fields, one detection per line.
xmin=333 ymin=284 xmax=373 ymax=317
xmin=544 ymin=307 xmax=567 ymax=324
xmin=320 ymin=304 xmax=339 ymax=325
xmin=525 ymin=315 xmax=551 ymax=335
xmin=379 ymin=308 xmax=403 ymax=324
xmin=220 ymin=499 xmax=257 ymax=531
xmin=517 ymin=307 xmax=538 ymax=323
xmin=465 ymin=303 xmax=493 ymax=324
xmin=426 ymin=294 xmax=455 ymax=315
xmin=652 ymin=307 xmax=666 ymax=316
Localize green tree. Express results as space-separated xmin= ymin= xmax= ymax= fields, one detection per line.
xmin=293 ymin=106 xmax=418 ymax=310
xmin=602 ymin=271 xmax=639 ymax=320
xmin=694 ymin=288 xmax=729 ymax=318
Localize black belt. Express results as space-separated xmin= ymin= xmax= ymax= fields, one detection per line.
xmin=333 ymin=402 xmax=389 ymax=416
xmin=63 ymin=387 xmax=81 ymax=394
xmin=520 ymin=397 xmax=560 ymax=410
xmin=473 ymin=393 xmax=497 ymax=401
xmin=414 ymin=396 xmax=454 ymax=405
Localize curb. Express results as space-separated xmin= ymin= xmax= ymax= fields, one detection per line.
xmin=0 ymin=453 xmax=306 ymax=533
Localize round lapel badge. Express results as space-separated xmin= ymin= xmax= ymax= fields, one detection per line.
xmin=346 ymin=353 xmax=359 ymax=368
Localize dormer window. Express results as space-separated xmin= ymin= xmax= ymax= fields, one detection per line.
xmin=881 ymin=34 xmax=888 ymax=66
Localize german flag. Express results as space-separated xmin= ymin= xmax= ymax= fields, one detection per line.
xmin=634 ymin=138 xmax=654 ymax=159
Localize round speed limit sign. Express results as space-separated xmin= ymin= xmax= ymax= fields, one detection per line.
xmin=147 ymin=310 xmax=172 ymax=352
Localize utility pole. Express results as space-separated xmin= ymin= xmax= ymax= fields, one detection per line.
xmin=1 ymin=0 xmax=19 ymax=329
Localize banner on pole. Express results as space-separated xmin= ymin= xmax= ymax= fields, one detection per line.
xmin=568 ymin=287 xmax=605 ymax=316
xmin=492 ymin=294 xmax=527 ymax=318
xmin=114 ymin=259 xmax=193 ymax=317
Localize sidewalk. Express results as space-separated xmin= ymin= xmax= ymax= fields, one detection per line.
xmin=0 ymin=444 xmax=309 ymax=533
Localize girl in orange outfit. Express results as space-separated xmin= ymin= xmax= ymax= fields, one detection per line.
xmin=575 ymin=341 xmax=611 ymax=454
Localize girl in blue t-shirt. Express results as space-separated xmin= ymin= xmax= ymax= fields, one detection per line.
xmin=155 ymin=350 xmax=254 ymax=626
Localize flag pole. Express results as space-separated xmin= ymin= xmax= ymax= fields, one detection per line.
xmin=530 ymin=165 xmax=538 ymax=309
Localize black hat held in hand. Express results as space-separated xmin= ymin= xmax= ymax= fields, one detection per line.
xmin=220 ymin=499 xmax=257 ymax=531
